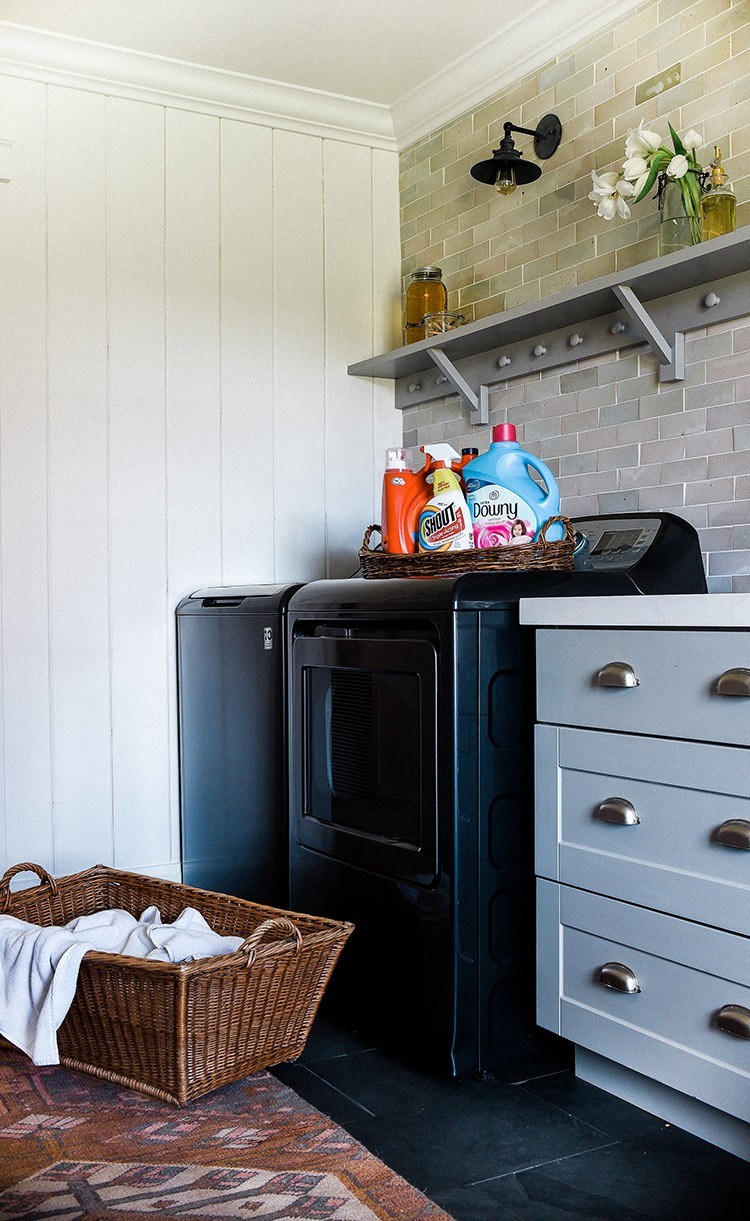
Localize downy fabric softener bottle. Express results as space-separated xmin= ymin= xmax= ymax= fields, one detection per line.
xmin=463 ymin=424 xmax=561 ymax=547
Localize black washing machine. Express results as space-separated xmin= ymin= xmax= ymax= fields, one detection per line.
xmin=176 ymin=583 xmax=303 ymax=906
xmin=287 ymin=513 xmax=707 ymax=1077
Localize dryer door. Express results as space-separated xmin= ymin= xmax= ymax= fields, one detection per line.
xmin=291 ymin=633 xmax=438 ymax=886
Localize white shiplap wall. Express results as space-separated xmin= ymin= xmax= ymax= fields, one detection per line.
xmin=0 ymin=71 xmax=401 ymax=881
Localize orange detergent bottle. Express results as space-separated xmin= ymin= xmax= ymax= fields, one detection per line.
xmin=380 ymin=448 xmax=427 ymax=554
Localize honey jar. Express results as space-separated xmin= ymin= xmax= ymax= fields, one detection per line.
xmin=404 ymin=267 xmax=448 ymax=344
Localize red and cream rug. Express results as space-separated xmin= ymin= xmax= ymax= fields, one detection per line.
xmin=0 ymin=1043 xmax=453 ymax=1220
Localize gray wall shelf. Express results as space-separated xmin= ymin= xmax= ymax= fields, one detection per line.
xmin=348 ymin=228 xmax=750 ymax=424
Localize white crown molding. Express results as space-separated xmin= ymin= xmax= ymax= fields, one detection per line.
xmin=0 ymin=1 xmax=647 ymax=152
xmin=0 ymin=23 xmax=397 ymax=149
xmin=391 ymin=0 xmax=647 ymax=148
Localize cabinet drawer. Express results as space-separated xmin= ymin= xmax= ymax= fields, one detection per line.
xmin=547 ymin=885 xmax=750 ymax=1125
xmin=535 ymin=725 xmax=750 ymax=934
xmin=536 ymin=629 xmax=750 ymax=745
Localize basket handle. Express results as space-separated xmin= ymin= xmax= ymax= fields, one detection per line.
xmin=361 ymin=524 xmax=382 ymax=552
xmin=238 ymin=917 xmax=303 ymax=964
xmin=0 ymin=861 xmax=57 ymax=913
xmin=538 ymin=515 xmax=575 ymax=545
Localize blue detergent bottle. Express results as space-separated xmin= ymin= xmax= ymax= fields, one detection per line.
xmin=463 ymin=424 xmax=561 ymax=547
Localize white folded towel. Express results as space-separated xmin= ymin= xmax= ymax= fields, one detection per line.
xmin=0 ymin=905 xmax=245 ymax=1066
xmin=0 ymin=917 xmax=93 ymax=1066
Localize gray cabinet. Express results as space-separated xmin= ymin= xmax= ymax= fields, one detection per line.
xmin=533 ymin=625 xmax=750 ymax=1161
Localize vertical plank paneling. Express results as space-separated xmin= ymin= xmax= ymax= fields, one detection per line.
xmin=322 ymin=141 xmax=377 ymax=577
xmin=165 ymin=109 xmax=222 ymax=864
xmin=0 ymin=77 xmax=52 ymax=873
xmin=46 ymin=85 xmax=112 ymax=872
xmin=371 ymin=147 xmax=402 ymax=514
xmin=272 ymin=130 xmax=326 ymax=582
xmin=220 ymin=120 xmax=275 ymax=583
xmin=165 ymin=108 xmax=222 ymax=599
xmin=107 ymin=97 xmax=171 ymax=871
xmin=0 ymin=60 xmax=402 ymax=880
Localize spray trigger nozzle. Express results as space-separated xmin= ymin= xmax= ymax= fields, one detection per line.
xmin=420 ymin=443 xmax=461 ymax=467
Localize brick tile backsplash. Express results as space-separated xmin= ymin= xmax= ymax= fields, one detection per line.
xmin=402 ymin=328 xmax=750 ymax=591
xmin=397 ymin=0 xmax=750 ymax=590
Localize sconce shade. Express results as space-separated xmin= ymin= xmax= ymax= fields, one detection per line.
xmin=470 ymin=113 xmax=562 ymax=192
xmin=470 ymin=152 xmax=541 ymax=186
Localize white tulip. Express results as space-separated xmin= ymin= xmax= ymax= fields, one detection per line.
xmin=625 ymin=120 xmax=662 ymax=158
xmin=588 ymin=169 xmax=634 ymax=219
xmin=666 ymin=154 xmax=689 ymax=179
xmin=682 ymin=129 xmax=702 ymax=152
xmin=621 ymin=156 xmax=649 ymax=181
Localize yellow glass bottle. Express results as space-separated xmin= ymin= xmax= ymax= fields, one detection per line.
xmin=700 ymin=146 xmax=736 ymax=242
xmin=404 ymin=267 xmax=447 ymax=344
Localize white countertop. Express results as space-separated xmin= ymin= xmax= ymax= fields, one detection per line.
xmin=519 ymin=593 xmax=750 ymax=629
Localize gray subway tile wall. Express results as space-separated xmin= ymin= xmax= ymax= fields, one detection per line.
xmin=399 ymin=0 xmax=750 ymax=591
xmin=401 ymin=321 xmax=750 ymax=591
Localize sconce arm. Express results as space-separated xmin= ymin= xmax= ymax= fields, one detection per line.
xmin=505 ymin=122 xmax=540 ymax=139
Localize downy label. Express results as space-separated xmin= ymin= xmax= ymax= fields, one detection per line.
xmin=466 ymin=478 xmax=537 ymax=548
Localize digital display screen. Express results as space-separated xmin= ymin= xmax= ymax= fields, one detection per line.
xmin=573 ymin=517 xmax=662 ymax=572
xmin=589 ymin=529 xmax=644 ymax=557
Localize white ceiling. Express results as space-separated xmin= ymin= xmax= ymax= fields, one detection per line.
xmin=0 ymin=0 xmax=646 ymax=146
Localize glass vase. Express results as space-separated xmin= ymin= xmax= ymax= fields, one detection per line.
xmin=658 ymin=172 xmax=702 ymax=256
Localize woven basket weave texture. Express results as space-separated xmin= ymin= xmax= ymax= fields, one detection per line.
xmin=359 ymin=514 xmax=575 ymax=578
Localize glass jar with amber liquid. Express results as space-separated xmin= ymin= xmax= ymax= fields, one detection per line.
xmin=404 ymin=267 xmax=447 ymax=344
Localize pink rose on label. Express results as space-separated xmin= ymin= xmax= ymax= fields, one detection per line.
xmin=473 ymin=523 xmax=510 ymax=548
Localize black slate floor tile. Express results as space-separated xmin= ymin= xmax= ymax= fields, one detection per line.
xmin=443 ymin=1126 xmax=750 ymax=1220
xmin=298 ymin=1012 xmax=378 ymax=1062
xmin=273 ymin=1015 xmax=750 ymax=1218
xmin=271 ymin=1059 xmax=376 ymax=1125
xmin=342 ymin=1084 xmax=614 ymax=1197
xmin=520 ymin=1068 xmax=666 ymax=1141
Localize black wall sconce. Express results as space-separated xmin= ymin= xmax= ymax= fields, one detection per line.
xmin=470 ymin=113 xmax=562 ymax=194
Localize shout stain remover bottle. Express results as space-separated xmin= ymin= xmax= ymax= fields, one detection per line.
xmin=418 ymin=457 xmax=474 ymax=553
xmin=463 ymin=424 xmax=561 ymax=547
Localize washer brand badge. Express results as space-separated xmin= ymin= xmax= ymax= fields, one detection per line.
xmin=263 ymin=627 xmax=273 ymax=650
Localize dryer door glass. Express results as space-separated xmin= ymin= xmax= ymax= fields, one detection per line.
xmin=291 ymin=634 xmax=438 ymax=885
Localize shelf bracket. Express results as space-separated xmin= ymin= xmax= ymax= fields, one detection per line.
xmin=426 ymin=347 xmax=489 ymax=423
xmin=613 ymin=284 xmax=684 ymax=381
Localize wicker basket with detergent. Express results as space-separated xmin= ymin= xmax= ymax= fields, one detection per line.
xmin=0 ymin=862 xmax=353 ymax=1106
xmin=358 ymin=514 xmax=576 ymax=578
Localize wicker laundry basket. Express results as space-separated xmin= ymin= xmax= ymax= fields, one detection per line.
xmin=0 ymin=862 xmax=353 ymax=1106
xmin=359 ymin=514 xmax=576 ymax=578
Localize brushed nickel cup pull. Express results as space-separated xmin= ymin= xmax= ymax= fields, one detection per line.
xmin=715 ymin=1004 xmax=750 ymax=1040
xmin=716 ymin=667 xmax=750 ymax=697
xmin=598 ymin=962 xmax=641 ymax=993
xmin=593 ymin=798 xmax=640 ymax=826
xmin=596 ymin=662 xmax=639 ymax=688
xmin=714 ymin=818 xmax=750 ymax=850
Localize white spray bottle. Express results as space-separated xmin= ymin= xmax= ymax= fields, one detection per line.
xmin=417 ymin=444 xmax=474 ymax=552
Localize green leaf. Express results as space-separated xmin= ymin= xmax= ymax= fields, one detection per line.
xmin=680 ymin=170 xmax=702 ymax=218
xmin=633 ymin=151 xmax=668 ymax=203
xmin=669 ymin=122 xmax=687 ymax=157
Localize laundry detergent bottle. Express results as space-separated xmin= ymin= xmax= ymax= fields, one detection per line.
xmin=418 ymin=459 xmax=474 ymax=552
xmin=380 ymin=447 xmax=427 ymax=554
xmin=463 ymin=424 xmax=561 ymax=547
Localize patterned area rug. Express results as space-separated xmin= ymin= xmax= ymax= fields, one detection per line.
xmin=0 ymin=1043 xmax=452 ymax=1220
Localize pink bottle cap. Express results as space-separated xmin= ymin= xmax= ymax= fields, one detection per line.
xmin=492 ymin=424 xmax=517 ymax=442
